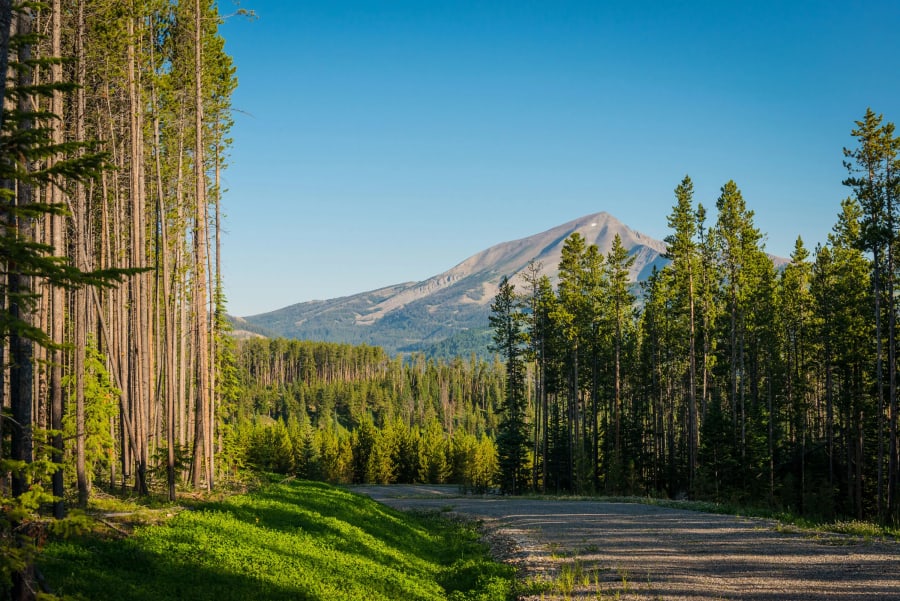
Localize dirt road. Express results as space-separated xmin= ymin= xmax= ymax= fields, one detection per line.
xmin=351 ymin=485 xmax=900 ymax=600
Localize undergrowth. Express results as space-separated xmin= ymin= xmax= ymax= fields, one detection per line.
xmin=40 ymin=480 xmax=515 ymax=600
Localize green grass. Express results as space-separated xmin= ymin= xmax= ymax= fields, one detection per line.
xmin=40 ymin=480 xmax=515 ymax=601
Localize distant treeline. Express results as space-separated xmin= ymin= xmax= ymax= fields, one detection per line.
xmin=228 ymin=339 xmax=505 ymax=491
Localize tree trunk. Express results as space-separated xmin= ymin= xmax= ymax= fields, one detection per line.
xmin=9 ymin=4 xmax=35 ymax=501
xmin=147 ymin=13 xmax=178 ymax=501
xmin=687 ymin=261 xmax=697 ymax=494
xmin=74 ymin=0 xmax=88 ymax=506
xmin=49 ymin=0 xmax=66 ymax=519
xmin=126 ymin=12 xmax=150 ymax=495
xmin=872 ymin=238 xmax=884 ymax=518
xmin=0 ymin=0 xmax=11 ymax=127
xmin=8 ymin=9 xmax=36 ymax=598
xmin=191 ymin=0 xmax=212 ymax=490
xmin=887 ymin=163 xmax=898 ymax=522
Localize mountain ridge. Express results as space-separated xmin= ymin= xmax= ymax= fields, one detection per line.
xmin=238 ymin=211 xmax=671 ymax=355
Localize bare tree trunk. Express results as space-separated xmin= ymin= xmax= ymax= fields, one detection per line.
xmin=49 ymin=0 xmax=66 ymax=519
xmin=8 ymin=9 xmax=36 ymax=599
xmin=614 ymin=300 xmax=622 ymax=474
xmin=541 ymin=340 xmax=548 ymax=493
xmin=191 ymin=0 xmax=211 ymax=490
xmin=174 ymin=108 xmax=189 ymax=452
xmin=887 ymin=164 xmax=899 ymax=522
xmin=873 ymin=247 xmax=884 ymax=518
xmin=687 ymin=260 xmax=698 ymax=494
xmin=127 ymin=13 xmax=149 ymax=495
xmin=0 ymin=0 xmax=11 ymax=126
xmin=74 ymin=0 xmax=89 ymax=506
xmin=9 ymin=5 xmax=35 ymax=501
xmin=211 ymin=125 xmax=223 ymax=486
xmin=149 ymin=26 xmax=178 ymax=499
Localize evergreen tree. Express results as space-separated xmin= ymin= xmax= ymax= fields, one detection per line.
xmin=812 ymin=198 xmax=873 ymax=518
xmin=843 ymin=109 xmax=899 ymax=519
xmin=604 ymin=233 xmax=635 ymax=491
xmin=714 ymin=180 xmax=768 ymax=468
xmin=554 ymin=233 xmax=593 ymax=490
xmin=489 ymin=276 xmax=529 ymax=494
xmin=778 ymin=237 xmax=815 ymax=509
xmin=664 ymin=175 xmax=700 ymax=492
xmin=419 ymin=418 xmax=450 ymax=484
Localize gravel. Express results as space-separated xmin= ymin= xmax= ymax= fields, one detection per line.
xmin=351 ymin=485 xmax=900 ymax=600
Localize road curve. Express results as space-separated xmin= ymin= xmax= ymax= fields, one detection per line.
xmin=351 ymin=484 xmax=900 ymax=601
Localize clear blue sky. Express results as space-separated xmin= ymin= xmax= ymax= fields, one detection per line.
xmin=218 ymin=0 xmax=900 ymax=316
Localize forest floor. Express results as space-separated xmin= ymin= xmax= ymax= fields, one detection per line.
xmin=351 ymin=485 xmax=900 ymax=601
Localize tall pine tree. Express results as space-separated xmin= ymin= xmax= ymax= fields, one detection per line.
xmin=489 ymin=276 xmax=529 ymax=494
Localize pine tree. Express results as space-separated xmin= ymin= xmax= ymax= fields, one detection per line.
xmin=554 ymin=233 xmax=590 ymax=490
xmin=813 ymin=198 xmax=873 ymax=518
xmin=665 ymin=176 xmax=699 ymax=492
xmin=604 ymin=233 xmax=635 ymax=490
xmin=778 ymin=237 xmax=815 ymax=508
xmin=843 ymin=109 xmax=897 ymax=518
xmin=714 ymin=180 xmax=765 ymax=466
xmin=490 ymin=276 xmax=529 ymax=494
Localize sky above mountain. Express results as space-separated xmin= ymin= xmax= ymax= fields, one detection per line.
xmin=218 ymin=0 xmax=900 ymax=315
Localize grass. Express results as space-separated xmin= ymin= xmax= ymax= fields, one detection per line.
xmin=518 ymin=559 xmax=635 ymax=601
xmin=40 ymin=480 xmax=515 ymax=601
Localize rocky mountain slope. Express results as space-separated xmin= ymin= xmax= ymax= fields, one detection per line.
xmin=237 ymin=212 xmax=669 ymax=355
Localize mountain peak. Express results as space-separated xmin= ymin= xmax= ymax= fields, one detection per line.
xmin=242 ymin=212 xmax=669 ymax=355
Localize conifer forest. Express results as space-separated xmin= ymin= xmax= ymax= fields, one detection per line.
xmin=1 ymin=0 xmax=900 ymax=598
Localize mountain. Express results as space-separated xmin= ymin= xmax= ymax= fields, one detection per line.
xmin=238 ymin=212 xmax=670 ymax=356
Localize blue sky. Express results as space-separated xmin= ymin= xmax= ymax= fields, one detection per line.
xmin=218 ymin=0 xmax=900 ymax=316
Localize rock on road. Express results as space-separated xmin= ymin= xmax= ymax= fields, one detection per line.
xmin=351 ymin=485 xmax=900 ymax=601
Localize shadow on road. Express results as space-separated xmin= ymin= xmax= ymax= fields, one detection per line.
xmin=350 ymin=485 xmax=900 ymax=601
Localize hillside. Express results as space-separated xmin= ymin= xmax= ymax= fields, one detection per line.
xmin=239 ymin=212 xmax=669 ymax=355
xmin=41 ymin=480 xmax=514 ymax=600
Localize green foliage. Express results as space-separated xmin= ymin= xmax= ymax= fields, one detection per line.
xmin=419 ymin=419 xmax=451 ymax=484
xmin=40 ymin=480 xmax=515 ymax=601
xmin=61 ymin=339 xmax=118 ymax=488
xmin=231 ymin=338 xmax=506 ymax=488
xmin=245 ymin=420 xmax=295 ymax=475
xmin=233 ymin=338 xmax=505 ymax=435
xmin=150 ymin=444 xmax=193 ymax=488
xmin=367 ymin=422 xmax=398 ymax=484
xmin=317 ymin=427 xmax=354 ymax=484
xmin=408 ymin=328 xmax=494 ymax=361
xmin=0 ymin=457 xmax=72 ymax=594
xmin=447 ymin=429 xmax=499 ymax=493
xmin=489 ymin=276 xmax=529 ymax=495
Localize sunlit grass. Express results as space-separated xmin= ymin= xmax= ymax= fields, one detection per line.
xmin=41 ymin=480 xmax=515 ymax=600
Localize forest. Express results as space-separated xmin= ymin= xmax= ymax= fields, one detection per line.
xmin=486 ymin=154 xmax=894 ymax=519
xmin=1 ymin=0 xmax=900 ymax=597
xmin=229 ymin=339 xmax=505 ymax=492
xmin=0 ymin=1 xmax=236 ymax=595
xmin=231 ymin=109 xmax=900 ymax=531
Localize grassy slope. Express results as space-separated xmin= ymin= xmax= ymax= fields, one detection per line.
xmin=41 ymin=481 xmax=514 ymax=601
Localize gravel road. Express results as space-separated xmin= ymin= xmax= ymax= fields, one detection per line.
xmin=350 ymin=485 xmax=900 ymax=601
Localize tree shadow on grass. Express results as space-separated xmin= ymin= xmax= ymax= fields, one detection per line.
xmin=40 ymin=481 xmax=513 ymax=601
xmin=41 ymin=536 xmax=319 ymax=601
